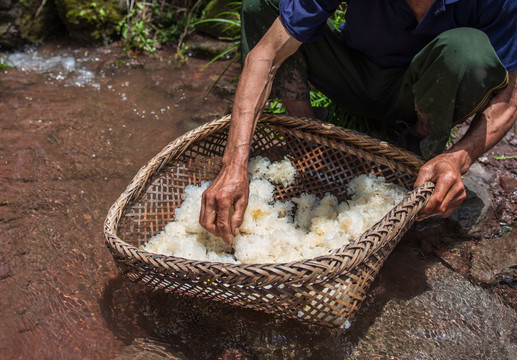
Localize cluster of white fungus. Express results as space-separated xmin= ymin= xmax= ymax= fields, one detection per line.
xmin=142 ymin=156 xmax=406 ymax=264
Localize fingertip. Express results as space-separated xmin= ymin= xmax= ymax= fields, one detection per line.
xmin=205 ymin=224 xmax=220 ymax=237
xmin=231 ymin=226 xmax=240 ymax=237
xmin=230 ymin=214 xmax=243 ymax=235
xmin=223 ymin=233 xmax=233 ymax=245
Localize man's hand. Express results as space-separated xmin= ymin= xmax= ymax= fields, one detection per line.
xmin=414 ymin=152 xmax=467 ymax=220
xmin=199 ymin=17 xmax=302 ymax=243
xmin=414 ymin=71 xmax=516 ymax=221
xmin=200 ymin=165 xmax=249 ymax=244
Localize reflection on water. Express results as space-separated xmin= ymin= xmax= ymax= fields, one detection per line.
xmin=103 ymin=276 xmax=354 ymax=359
xmin=7 ymin=46 xmax=101 ymax=88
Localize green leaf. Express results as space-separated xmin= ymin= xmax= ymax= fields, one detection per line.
xmin=494 ymin=155 xmax=517 ymax=160
xmin=199 ymin=42 xmax=240 ymax=71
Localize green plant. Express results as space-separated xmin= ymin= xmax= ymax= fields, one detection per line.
xmin=494 ymin=155 xmax=517 ymax=160
xmin=120 ymin=2 xmax=158 ymax=53
xmin=264 ymin=90 xmax=370 ymax=133
xmin=62 ymin=0 xmax=123 ymax=42
xmin=175 ymin=0 xmax=205 ymax=60
xmin=310 ymin=90 xmax=371 ymax=132
xmin=0 ymin=54 xmax=13 ymax=70
xmin=264 ymin=99 xmax=286 ymax=114
xmin=330 ymin=3 xmax=348 ymax=28
xmin=446 ymin=125 xmax=460 ymax=148
xmin=77 ymin=2 xmax=108 ymax=22
xmin=120 ymin=0 xmax=204 ymax=55
xmin=192 ymin=1 xmax=241 ymax=93
xmin=193 ymin=1 xmax=241 ymax=41
xmin=120 ymin=2 xmax=157 ymax=53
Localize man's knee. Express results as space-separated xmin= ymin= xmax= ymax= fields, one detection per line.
xmin=435 ymin=28 xmax=506 ymax=76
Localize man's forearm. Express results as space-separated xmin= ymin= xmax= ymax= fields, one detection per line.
xmin=414 ymin=70 xmax=516 ymax=219
xmin=445 ymin=70 xmax=517 ymax=173
xmin=222 ymin=17 xmax=302 ymax=168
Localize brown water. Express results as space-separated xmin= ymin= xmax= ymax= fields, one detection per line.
xmin=1 ymin=41 xmax=516 ymax=360
xmin=0 ymin=40 xmax=239 ymax=359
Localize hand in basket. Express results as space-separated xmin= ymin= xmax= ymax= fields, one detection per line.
xmin=200 ymin=164 xmax=250 ymax=244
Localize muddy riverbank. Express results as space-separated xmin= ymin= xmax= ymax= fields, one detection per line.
xmin=0 ymin=40 xmax=516 ymax=359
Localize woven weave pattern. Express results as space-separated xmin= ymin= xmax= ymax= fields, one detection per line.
xmin=104 ymin=114 xmax=434 ymax=328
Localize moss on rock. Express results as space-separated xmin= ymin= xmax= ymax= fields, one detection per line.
xmin=54 ymin=0 xmax=123 ymax=43
xmin=18 ymin=0 xmax=62 ymax=44
xmin=0 ymin=0 xmax=62 ymax=48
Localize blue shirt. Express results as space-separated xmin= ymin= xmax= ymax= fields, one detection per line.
xmin=279 ymin=0 xmax=517 ymax=71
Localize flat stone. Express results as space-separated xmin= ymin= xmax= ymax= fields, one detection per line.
xmin=186 ymin=38 xmax=238 ymax=57
xmin=449 ymin=166 xmax=494 ymax=233
xmin=470 ymin=229 xmax=517 ymax=286
xmin=467 ymin=162 xmax=497 ymax=185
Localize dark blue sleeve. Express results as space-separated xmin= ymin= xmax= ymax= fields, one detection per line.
xmin=279 ymin=0 xmax=342 ymax=42
xmin=475 ymin=0 xmax=517 ymax=72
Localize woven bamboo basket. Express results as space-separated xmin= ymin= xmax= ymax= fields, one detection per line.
xmin=104 ymin=113 xmax=434 ymax=328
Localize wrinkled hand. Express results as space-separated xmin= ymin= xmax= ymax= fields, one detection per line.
xmin=414 ymin=153 xmax=467 ymax=220
xmin=200 ymin=165 xmax=249 ymax=244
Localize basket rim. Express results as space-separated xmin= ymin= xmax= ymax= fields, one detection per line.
xmin=103 ymin=113 xmax=434 ymax=286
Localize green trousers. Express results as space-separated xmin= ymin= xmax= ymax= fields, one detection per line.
xmin=241 ymin=0 xmax=509 ymax=159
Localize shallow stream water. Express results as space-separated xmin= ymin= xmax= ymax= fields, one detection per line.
xmin=1 ymin=41 xmax=516 ymax=360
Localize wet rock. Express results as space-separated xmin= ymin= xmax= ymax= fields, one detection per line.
xmin=433 ymin=240 xmax=474 ymax=278
xmin=115 ymin=338 xmax=189 ymax=360
xmin=350 ymin=263 xmax=517 ymax=360
xmin=0 ymin=264 xmax=13 ymax=280
xmin=498 ymin=175 xmax=517 ymax=224
xmin=0 ymin=0 xmax=62 ymax=49
xmin=500 ymin=174 xmax=517 ymax=193
xmin=387 ymin=220 xmax=475 ymax=284
xmin=493 ymin=286 xmax=517 ymax=311
xmin=467 ymin=162 xmax=497 ymax=185
xmin=492 ymin=175 xmax=517 ymax=227
xmin=54 ymin=0 xmax=122 ymax=43
xmin=449 ymin=163 xmax=494 ymax=234
xmin=186 ymin=36 xmax=239 ymax=58
xmin=470 ymin=229 xmax=517 ymax=286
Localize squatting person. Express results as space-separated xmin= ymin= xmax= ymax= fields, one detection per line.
xmin=200 ymin=0 xmax=517 ymax=243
